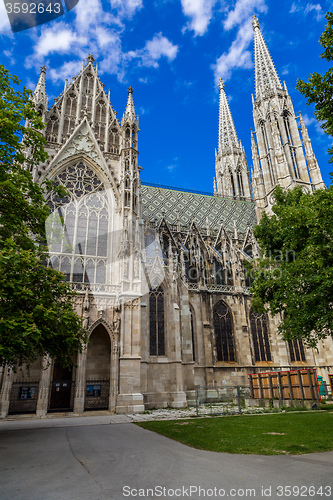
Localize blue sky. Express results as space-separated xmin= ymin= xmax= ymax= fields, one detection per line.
xmin=1 ymin=0 xmax=333 ymax=192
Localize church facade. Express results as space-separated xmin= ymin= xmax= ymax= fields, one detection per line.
xmin=0 ymin=16 xmax=332 ymax=417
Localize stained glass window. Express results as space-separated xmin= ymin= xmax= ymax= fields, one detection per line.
xmin=47 ymin=161 xmax=109 ymax=284
xmin=288 ymin=339 xmax=306 ymax=362
xmin=250 ymin=309 xmax=271 ymax=362
xmin=190 ymin=306 xmax=196 ymax=362
xmin=149 ymin=286 xmax=165 ymax=356
xmin=214 ymin=301 xmax=235 ymax=362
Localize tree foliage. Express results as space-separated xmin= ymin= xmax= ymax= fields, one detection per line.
xmin=248 ymin=186 xmax=333 ymax=347
xmin=0 ymin=64 xmax=87 ymax=368
xmin=296 ymin=12 xmax=333 ymax=162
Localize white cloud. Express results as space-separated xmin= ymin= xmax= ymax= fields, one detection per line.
xmin=166 ymin=157 xmax=179 ymax=172
xmin=23 ymin=0 xmax=177 ymax=85
xmin=128 ymin=33 xmax=178 ymax=68
xmin=48 ymin=60 xmax=83 ymax=83
xmin=212 ymin=0 xmax=268 ymax=83
xmin=224 ymin=0 xmax=267 ymax=31
xmin=110 ymin=0 xmax=143 ymax=18
xmin=290 ymin=2 xmax=324 ymax=21
xmin=0 ymin=1 xmax=13 ymax=35
xmin=213 ymin=20 xmax=253 ymax=82
xmin=180 ymin=0 xmax=218 ymax=36
xmin=302 ymin=113 xmax=316 ymax=127
xmin=34 ymin=24 xmax=86 ymax=57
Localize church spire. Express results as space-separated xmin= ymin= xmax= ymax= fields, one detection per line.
xmin=218 ymin=78 xmax=239 ymax=152
xmin=252 ymin=15 xmax=282 ymax=99
xmin=251 ymin=15 xmax=321 ymax=216
xmin=122 ymin=86 xmax=137 ymax=125
xmin=32 ymin=65 xmax=48 ymax=111
xmin=215 ymin=79 xmax=251 ymax=200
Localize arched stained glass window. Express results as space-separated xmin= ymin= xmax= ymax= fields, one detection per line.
xmin=190 ymin=306 xmax=196 ymax=362
xmin=47 ymin=161 xmax=109 ymax=285
xmin=288 ymin=339 xmax=306 ymax=362
xmin=149 ymin=286 xmax=165 ymax=356
xmin=250 ymin=309 xmax=271 ymax=362
xmin=214 ymin=301 xmax=235 ymax=362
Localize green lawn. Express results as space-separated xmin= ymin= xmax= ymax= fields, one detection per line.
xmin=137 ymin=411 xmax=333 ymax=455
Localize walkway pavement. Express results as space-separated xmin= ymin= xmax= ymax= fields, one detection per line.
xmin=0 ymin=413 xmax=332 ymax=500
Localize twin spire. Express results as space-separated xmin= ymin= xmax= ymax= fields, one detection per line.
xmin=252 ymin=14 xmax=282 ymax=99
xmin=218 ymin=14 xmax=282 ymax=153
xmin=218 ymin=78 xmax=240 ymax=153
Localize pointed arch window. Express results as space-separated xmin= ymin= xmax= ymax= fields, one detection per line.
xmin=250 ymin=309 xmax=271 ymax=362
xmin=124 ymin=176 xmax=131 ymax=208
xmin=214 ymin=301 xmax=235 ymax=362
xmin=149 ymin=286 xmax=165 ymax=356
xmin=47 ymin=162 xmax=109 ymax=285
xmin=283 ymin=111 xmax=299 ymax=178
xmin=237 ymin=169 xmax=244 ymax=197
xmin=288 ymin=339 xmax=306 ymax=362
xmin=46 ymin=115 xmax=59 ymax=143
xmin=190 ymin=306 xmax=196 ymax=362
xmin=260 ymin=121 xmax=275 ymax=185
xmin=244 ymin=245 xmax=253 ymax=287
xmin=230 ymin=170 xmax=236 ymax=197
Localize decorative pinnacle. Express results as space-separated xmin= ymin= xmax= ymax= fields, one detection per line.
xmin=122 ymin=85 xmax=136 ymax=124
xmin=32 ymin=65 xmax=48 ymax=108
xmin=87 ymin=54 xmax=95 ymax=63
xmin=218 ymin=78 xmax=225 ymax=91
xmin=252 ymin=14 xmax=260 ymax=30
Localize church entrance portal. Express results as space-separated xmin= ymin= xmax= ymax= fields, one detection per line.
xmin=85 ymin=325 xmax=111 ymax=411
xmin=49 ymin=363 xmax=73 ymax=411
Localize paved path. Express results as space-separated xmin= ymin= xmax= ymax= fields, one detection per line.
xmin=0 ymin=415 xmax=332 ymax=500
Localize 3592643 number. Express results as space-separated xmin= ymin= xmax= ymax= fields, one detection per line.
xmin=276 ymin=486 xmax=332 ymax=497
xmin=5 ymin=3 xmax=61 ymax=14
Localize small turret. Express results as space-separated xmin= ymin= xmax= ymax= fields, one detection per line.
xmin=122 ymin=86 xmax=137 ymax=126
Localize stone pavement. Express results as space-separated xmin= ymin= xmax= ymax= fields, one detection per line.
xmin=0 ymin=416 xmax=332 ymax=500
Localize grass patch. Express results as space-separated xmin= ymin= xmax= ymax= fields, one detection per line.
xmin=137 ymin=412 xmax=333 ymax=455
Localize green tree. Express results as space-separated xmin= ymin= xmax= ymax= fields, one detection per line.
xmin=0 ymin=64 xmax=87 ymax=368
xmin=297 ymin=12 xmax=333 ymax=162
xmin=248 ymin=185 xmax=333 ymax=347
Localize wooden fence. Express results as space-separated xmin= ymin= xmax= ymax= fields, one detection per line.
xmin=249 ymin=368 xmax=321 ymax=401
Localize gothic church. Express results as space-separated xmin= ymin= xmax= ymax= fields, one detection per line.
xmin=1 ymin=15 xmax=332 ymax=416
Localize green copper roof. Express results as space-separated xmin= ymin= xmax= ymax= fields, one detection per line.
xmin=141 ymin=184 xmax=257 ymax=232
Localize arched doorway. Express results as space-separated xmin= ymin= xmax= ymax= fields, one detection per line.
xmin=85 ymin=324 xmax=111 ymax=411
xmin=49 ymin=363 xmax=73 ymax=412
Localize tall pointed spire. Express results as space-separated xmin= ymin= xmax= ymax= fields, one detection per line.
xmin=252 ymin=15 xmax=282 ymax=99
xmin=218 ymin=78 xmax=239 ymax=152
xmin=215 ymin=79 xmax=252 ymax=200
xmin=251 ymin=15 xmax=322 ymax=217
xmin=122 ymin=86 xmax=136 ymax=125
xmin=32 ymin=65 xmax=48 ymax=110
